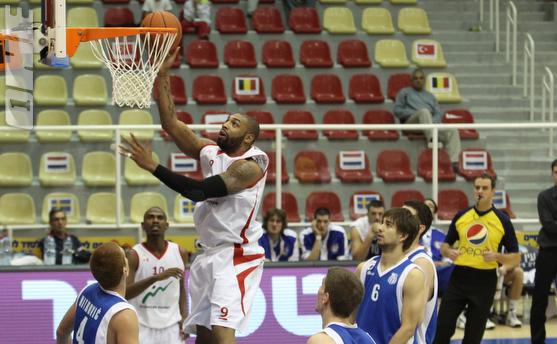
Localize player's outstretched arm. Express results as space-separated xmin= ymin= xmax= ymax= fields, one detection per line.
xmin=389 ymin=268 xmax=426 ymax=344
xmin=56 ymin=302 xmax=76 ymax=344
xmin=110 ymin=309 xmax=139 ymax=344
xmin=156 ymin=48 xmax=212 ymax=159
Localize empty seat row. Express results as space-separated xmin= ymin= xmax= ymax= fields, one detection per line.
xmin=30 ymin=74 xmax=107 ymax=107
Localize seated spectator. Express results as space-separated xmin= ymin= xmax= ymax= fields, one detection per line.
xmin=497 ymin=264 xmax=524 ymax=327
xmin=258 ymin=208 xmax=299 ymax=262
xmin=38 ymin=209 xmax=91 ymax=265
xmin=394 ymin=68 xmax=461 ymax=169
xmin=142 ymin=0 xmax=173 ymax=19
xmin=301 ymin=208 xmax=350 ymax=261
xmin=182 ymin=0 xmax=211 ymax=39
xmin=350 ymin=200 xmax=384 ymax=261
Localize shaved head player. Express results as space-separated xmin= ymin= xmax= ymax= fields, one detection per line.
xmin=121 ymin=48 xmax=268 ymax=344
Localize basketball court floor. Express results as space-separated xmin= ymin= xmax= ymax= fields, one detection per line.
xmin=450 ymin=318 xmax=557 ymax=343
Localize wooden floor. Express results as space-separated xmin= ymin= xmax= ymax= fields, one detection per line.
xmin=451 ymin=318 xmax=557 ymax=342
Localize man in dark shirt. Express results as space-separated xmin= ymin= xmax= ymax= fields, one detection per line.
xmin=531 ymin=159 xmax=557 ymax=344
xmin=38 ymin=209 xmax=90 ymax=265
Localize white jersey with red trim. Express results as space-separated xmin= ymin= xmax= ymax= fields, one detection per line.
xmin=194 ymin=144 xmax=268 ymax=248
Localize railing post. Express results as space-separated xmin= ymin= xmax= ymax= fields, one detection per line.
xmin=542 ymin=67 xmax=554 ymax=157
xmin=495 ymin=0 xmax=500 ymax=52
xmin=275 ymin=128 xmax=282 ymax=209
xmin=115 ymin=128 xmax=122 ymax=227
xmin=432 ymin=128 xmax=439 ymax=209
xmin=480 ymin=0 xmax=484 ymax=24
xmin=523 ymin=33 xmax=535 ymax=121
xmin=506 ymin=1 xmax=517 ymax=85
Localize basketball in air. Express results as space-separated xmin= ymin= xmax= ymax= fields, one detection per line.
xmin=141 ymin=11 xmax=183 ymax=51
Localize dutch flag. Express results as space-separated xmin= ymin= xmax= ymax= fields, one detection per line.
xmin=493 ymin=190 xmax=507 ymax=209
xmin=45 ymin=154 xmax=69 ymax=173
xmin=204 ymin=113 xmax=229 ymax=133
xmin=171 ymin=153 xmax=197 ymax=173
xmin=340 ymin=150 xmax=365 ymax=170
xmin=462 ymin=151 xmax=487 ymax=170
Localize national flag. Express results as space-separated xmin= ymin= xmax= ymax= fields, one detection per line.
xmin=353 ymin=194 xmax=380 ymax=215
xmin=180 ymin=199 xmax=196 ymax=217
xmin=444 ymin=113 xmax=462 ymax=120
xmin=340 ymin=150 xmax=365 ymax=170
xmin=493 ymin=190 xmax=507 ymax=209
xmin=171 ymin=153 xmax=197 ymax=173
xmin=45 ymin=153 xmax=70 ymax=173
xmin=204 ymin=113 xmax=229 ymax=133
xmin=416 ymin=43 xmax=436 ymax=59
xmin=430 ymin=76 xmax=451 ymax=92
xmin=235 ymin=77 xmax=259 ymax=96
xmin=462 ymin=151 xmax=488 ymax=170
xmin=49 ymin=197 xmax=73 ymax=215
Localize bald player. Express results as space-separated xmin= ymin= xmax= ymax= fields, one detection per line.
xmin=121 ymin=48 xmax=268 ymax=344
xmin=56 ymin=242 xmax=139 ymax=344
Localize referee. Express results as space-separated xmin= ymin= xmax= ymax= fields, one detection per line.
xmin=433 ymin=173 xmax=520 ymax=344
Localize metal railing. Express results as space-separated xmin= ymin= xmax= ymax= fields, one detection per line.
xmin=541 ymin=67 xmax=555 ymax=157
xmin=506 ymin=1 xmax=518 ymax=85
xmin=523 ymin=33 xmax=535 ymax=121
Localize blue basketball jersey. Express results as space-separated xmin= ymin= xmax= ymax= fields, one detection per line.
xmin=73 ymin=283 xmax=135 ymax=344
xmin=407 ymin=246 xmax=438 ymax=344
xmin=323 ymin=322 xmax=377 ymax=344
xmin=356 ymin=256 xmax=419 ymax=344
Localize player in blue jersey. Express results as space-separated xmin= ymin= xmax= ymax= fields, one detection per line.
xmin=308 ymin=267 xmax=377 ymax=344
xmin=356 ymin=208 xmax=427 ymax=344
xmin=56 ymin=242 xmax=139 ymax=344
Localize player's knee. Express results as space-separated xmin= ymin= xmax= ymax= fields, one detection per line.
xmin=212 ymin=325 xmax=236 ymax=344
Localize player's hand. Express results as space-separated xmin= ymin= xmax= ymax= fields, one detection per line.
xmin=179 ymin=317 xmax=189 ymax=342
xmin=311 ymin=220 xmax=320 ymax=235
xmin=369 ymin=223 xmax=380 ymax=237
xmin=119 ymin=133 xmax=158 ymax=173
xmin=482 ymin=249 xmax=498 ymax=262
xmin=156 ymin=267 xmax=184 ymax=281
xmin=446 ymin=248 xmax=460 ymax=261
xmin=158 ymin=47 xmax=180 ymax=77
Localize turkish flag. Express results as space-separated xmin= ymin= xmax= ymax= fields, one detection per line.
xmin=417 ymin=43 xmax=435 ymax=57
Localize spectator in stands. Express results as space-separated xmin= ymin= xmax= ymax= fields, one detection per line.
xmin=531 ymin=159 xmax=557 ymax=344
xmin=142 ymin=0 xmax=173 ymax=19
xmin=350 ymin=200 xmax=384 ymax=261
xmin=182 ymin=0 xmax=211 ymax=39
xmin=301 ymin=208 xmax=350 ymax=261
xmin=394 ymin=68 xmax=461 ymax=169
xmin=259 ymin=208 xmax=299 ymax=262
xmin=38 ymin=209 xmax=91 ymax=265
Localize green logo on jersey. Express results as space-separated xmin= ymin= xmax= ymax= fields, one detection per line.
xmin=142 ymin=281 xmax=173 ymax=304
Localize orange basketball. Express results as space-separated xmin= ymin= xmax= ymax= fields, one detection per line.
xmin=141 ymin=11 xmax=182 ymax=51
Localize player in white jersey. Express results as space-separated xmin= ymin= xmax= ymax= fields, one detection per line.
xmin=120 ymin=48 xmax=268 ymax=344
xmin=56 ymin=242 xmax=139 ymax=344
xmin=126 ymin=207 xmax=189 ymax=344
xmin=403 ymin=200 xmax=438 ymax=344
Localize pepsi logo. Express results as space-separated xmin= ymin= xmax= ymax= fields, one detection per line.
xmin=466 ymin=223 xmax=488 ymax=245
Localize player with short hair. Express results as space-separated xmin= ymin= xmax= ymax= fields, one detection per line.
xmin=351 ymin=200 xmax=384 ymax=261
xmin=56 ymin=242 xmax=139 ymax=344
xmin=300 ymin=208 xmax=350 ymax=261
xmin=356 ymin=208 xmax=427 ymax=344
xmin=126 ymin=207 xmax=189 ymax=344
xmin=308 ymin=267 xmax=377 ymax=344
xmin=120 ymin=48 xmax=268 ymax=344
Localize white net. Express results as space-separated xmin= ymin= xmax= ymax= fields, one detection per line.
xmin=89 ymin=31 xmax=177 ymax=109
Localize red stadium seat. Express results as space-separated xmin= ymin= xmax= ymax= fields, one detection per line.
xmin=442 ymin=109 xmax=479 ymax=140
xmin=362 ymin=110 xmax=399 ymax=141
xmin=153 ymin=75 xmax=187 ymax=105
xmin=349 ymin=74 xmax=385 ymax=104
xmin=288 ymin=7 xmax=321 ymax=33
xmin=224 ymin=40 xmax=257 ymax=68
xmin=387 ymin=73 xmax=412 ymax=101
xmin=311 ymin=74 xmax=345 ymax=104
xmin=252 ymin=7 xmax=285 ymax=33
xmin=417 ymin=148 xmax=456 ymax=182
xmin=323 ymin=110 xmax=358 ymax=140
xmin=306 ymin=192 xmax=344 ymax=221
xmin=294 ymin=150 xmax=331 ymax=184
xmin=246 ymin=111 xmax=275 ymax=140
xmin=300 ymin=40 xmax=333 ymax=68
xmin=160 ymin=111 xmax=193 ymax=141
xmin=185 ymin=40 xmax=219 ymax=68
xmin=390 ymin=189 xmax=425 ymax=208
xmin=211 ymin=0 xmax=239 ymax=3
xmin=337 ymin=40 xmax=371 ymax=68
xmin=272 ymin=75 xmax=305 ymax=104
xmin=262 ymin=192 xmax=300 ymax=222
xmin=458 ymin=148 xmax=497 ymax=181
xmin=232 ymin=75 xmax=266 ymax=104
xmin=262 ymin=40 xmax=295 ymax=68
xmin=193 ymin=76 xmax=227 ymax=104
xmin=104 ymin=8 xmax=135 ymax=27
xmin=167 ymin=152 xmax=202 ymax=180
xmin=336 ymin=151 xmax=373 ymax=183
xmin=349 ymin=190 xmax=384 ymax=220
xmin=438 ymin=189 xmax=469 ymax=220
xmin=283 ymin=110 xmax=318 ymax=140
xmin=201 ymin=111 xmax=230 ymax=140
xmin=377 ymin=149 xmax=415 ymax=182
xmin=216 ymin=8 xmax=247 ymax=34
xmin=265 ymin=151 xmax=289 ymax=184
xmin=102 ymin=0 xmax=129 ymax=4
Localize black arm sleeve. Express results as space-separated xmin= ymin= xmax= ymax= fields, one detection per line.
xmin=152 ymin=164 xmax=228 ymax=202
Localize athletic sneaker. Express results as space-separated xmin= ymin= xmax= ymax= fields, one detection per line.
xmin=505 ymin=310 xmax=522 ymax=328
xmin=485 ymin=318 xmax=496 ymax=330
xmin=456 ymin=312 xmax=466 ymax=329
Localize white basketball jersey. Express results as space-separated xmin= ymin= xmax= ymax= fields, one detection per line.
xmin=129 ymin=242 xmax=184 ymax=329
xmin=194 ymin=144 xmax=268 ymax=248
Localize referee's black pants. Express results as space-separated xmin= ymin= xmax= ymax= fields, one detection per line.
xmin=531 ymin=247 xmax=557 ymax=344
xmin=433 ymin=266 xmax=497 ymax=344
